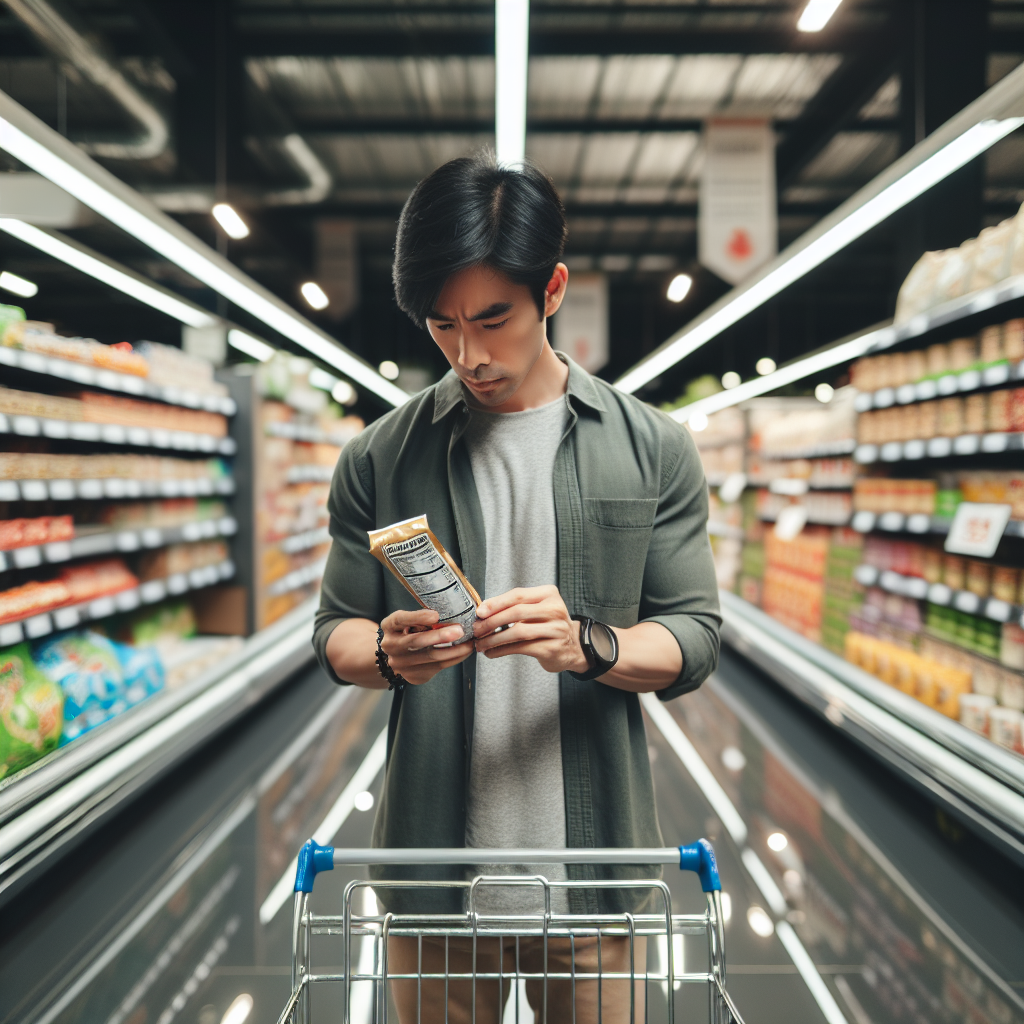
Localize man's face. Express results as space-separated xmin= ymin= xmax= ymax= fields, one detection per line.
xmin=426 ymin=264 xmax=564 ymax=410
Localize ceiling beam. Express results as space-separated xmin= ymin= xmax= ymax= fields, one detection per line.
xmin=291 ymin=117 xmax=900 ymax=136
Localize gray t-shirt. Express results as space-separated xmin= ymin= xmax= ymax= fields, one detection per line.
xmin=463 ymin=395 xmax=571 ymax=913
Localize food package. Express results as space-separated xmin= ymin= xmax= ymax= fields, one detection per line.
xmin=368 ymin=514 xmax=481 ymax=644
xmin=33 ymin=630 xmax=124 ymax=720
xmin=0 ymin=516 xmax=73 ymax=551
xmin=0 ymin=579 xmax=73 ymax=624
xmin=988 ymin=707 xmax=1023 ymax=752
xmin=137 ymin=541 xmax=228 ymax=581
xmin=894 ymin=251 xmax=945 ymax=323
xmin=959 ymin=693 xmax=994 ymax=735
xmin=969 ymin=220 xmax=1016 ymax=292
xmin=2 ymin=321 xmax=149 ymax=376
xmin=59 ymin=559 xmax=138 ymax=604
xmin=0 ymin=643 xmax=64 ymax=778
xmin=1005 ymin=319 xmax=1024 ymax=362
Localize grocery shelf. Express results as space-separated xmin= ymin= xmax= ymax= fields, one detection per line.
xmin=0 ymin=516 xmax=237 ymax=573
xmin=850 ymin=509 xmax=1024 ymax=538
xmin=0 ymin=345 xmax=237 ymax=416
xmin=286 ymin=465 xmax=334 ymax=484
xmin=707 ymin=520 xmax=744 ymax=539
xmin=0 ymin=598 xmax=317 ymax=892
xmin=854 ymin=359 xmax=1024 ymax=414
xmin=753 ymin=477 xmax=854 ymax=494
xmin=277 ymin=525 xmax=330 ymax=554
xmin=0 ymin=558 xmax=236 ymax=646
xmin=266 ymin=555 xmax=327 ymax=597
xmin=756 ymin=438 xmax=857 ymax=459
xmin=757 ymin=510 xmax=851 ymax=526
xmin=0 ymin=476 xmax=235 ymax=501
xmin=264 ymin=421 xmax=351 ymax=446
xmin=854 ymin=431 xmax=1024 ymax=464
xmin=0 ymin=411 xmax=236 ymax=455
xmin=719 ymin=590 xmax=1024 ymax=856
xmin=853 ymin=562 xmax=1023 ymax=625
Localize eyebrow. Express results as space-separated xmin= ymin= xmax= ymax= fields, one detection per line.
xmin=427 ymin=301 xmax=513 ymax=323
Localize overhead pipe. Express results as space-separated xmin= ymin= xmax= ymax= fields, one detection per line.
xmin=4 ymin=0 xmax=170 ymax=161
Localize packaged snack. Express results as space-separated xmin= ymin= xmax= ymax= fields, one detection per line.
xmin=0 ymin=579 xmax=72 ymax=624
xmin=1000 ymin=622 xmax=1024 ymax=670
xmin=937 ymin=397 xmax=963 ymax=437
xmin=942 ymin=554 xmax=965 ymax=591
xmin=926 ymin=343 xmax=948 ymax=378
xmin=116 ymin=641 xmax=165 ymax=707
xmin=33 ymin=631 xmax=124 ymax=719
xmin=988 ymin=707 xmax=1023 ymax=752
xmin=969 ymin=220 xmax=1015 ymax=292
xmin=0 ymin=642 xmax=64 ymax=778
xmin=1000 ymin=671 xmax=1024 ymax=712
xmin=965 ymin=560 xmax=991 ymax=598
xmin=988 ymin=389 xmax=1012 ymax=433
xmin=964 ymin=393 xmax=986 ymax=435
xmin=948 ymin=337 xmax=977 ymax=373
xmin=368 ymin=515 xmax=481 ymax=644
xmin=992 ymin=566 xmax=1019 ymax=604
xmin=959 ymin=693 xmax=994 ymax=734
xmin=979 ymin=324 xmax=1004 ymax=365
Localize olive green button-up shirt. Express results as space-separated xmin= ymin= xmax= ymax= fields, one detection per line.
xmin=313 ymin=354 xmax=721 ymax=912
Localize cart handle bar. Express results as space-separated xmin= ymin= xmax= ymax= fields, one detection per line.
xmin=294 ymin=841 xmax=719 ymax=895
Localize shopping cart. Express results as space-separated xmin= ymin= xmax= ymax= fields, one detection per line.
xmin=277 ymin=841 xmax=745 ymax=1024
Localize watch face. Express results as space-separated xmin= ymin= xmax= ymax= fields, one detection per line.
xmin=591 ymin=621 xmax=616 ymax=663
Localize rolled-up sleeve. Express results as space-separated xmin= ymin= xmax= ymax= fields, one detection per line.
xmin=312 ymin=436 xmax=384 ymax=685
xmin=640 ymin=422 xmax=721 ymax=701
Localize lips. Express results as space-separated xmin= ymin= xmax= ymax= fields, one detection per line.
xmin=466 ymin=378 xmax=503 ymax=392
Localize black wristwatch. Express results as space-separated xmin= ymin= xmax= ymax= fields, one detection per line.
xmin=570 ymin=615 xmax=619 ymax=680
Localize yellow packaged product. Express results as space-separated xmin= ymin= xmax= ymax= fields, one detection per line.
xmin=934 ymin=665 xmax=972 ymax=719
xmin=369 ymin=514 xmax=481 ymax=644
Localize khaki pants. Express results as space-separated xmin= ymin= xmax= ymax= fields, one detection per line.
xmin=388 ymin=935 xmax=647 ymax=1024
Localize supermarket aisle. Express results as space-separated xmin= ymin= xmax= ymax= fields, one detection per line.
xmin=3 ymin=648 xmax=1023 ymax=1024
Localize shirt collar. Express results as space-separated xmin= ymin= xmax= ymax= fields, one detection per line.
xmin=431 ymin=350 xmax=607 ymax=424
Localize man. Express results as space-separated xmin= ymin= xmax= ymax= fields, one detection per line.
xmin=314 ymin=154 xmax=720 ymax=1023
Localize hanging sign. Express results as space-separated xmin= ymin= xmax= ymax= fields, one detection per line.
xmin=944 ymin=502 xmax=1011 ymax=558
xmin=555 ymin=272 xmax=608 ymax=373
xmin=699 ymin=121 xmax=777 ymax=285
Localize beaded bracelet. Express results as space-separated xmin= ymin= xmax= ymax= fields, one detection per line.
xmin=375 ymin=626 xmax=407 ymax=691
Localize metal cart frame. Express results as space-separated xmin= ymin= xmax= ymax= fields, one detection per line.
xmin=277 ymin=841 xmax=744 ymax=1024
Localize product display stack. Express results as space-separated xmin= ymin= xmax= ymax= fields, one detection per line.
xmin=0 ymin=305 xmax=245 ymax=777
xmin=250 ymin=354 xmax=363 ymax=629
xmin=696 ymin=200 xmax=1024 ymax=760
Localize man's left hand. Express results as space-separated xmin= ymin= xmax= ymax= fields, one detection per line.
xmin=473 ymin=585 xmax=591 ymax=675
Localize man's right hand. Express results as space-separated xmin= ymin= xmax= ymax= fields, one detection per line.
xmin=379 ymin=608 xmax=474 ymax=685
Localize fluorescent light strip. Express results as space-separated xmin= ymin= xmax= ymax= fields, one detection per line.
xmin=641 ymin=693 xmax=850 ymax=1024
xmin=258 ymin=727 xmax=388 ymax=925
xmin=797 ymin=0 xmax=844 ymax=32
xmin=495 ymin=0 xmax=530 ymax=166
xmin=671 ymin=322 xmax=894 ymax=424
xmin=0 ymin=218 xmax=216 ymax=328
xmin=0 ymin=115 xmax=408 ymax=408
xmin=615 ymin=117 xmax=1023 ymax=396
xmin=227 ymin=328 xmax=275 ymax=362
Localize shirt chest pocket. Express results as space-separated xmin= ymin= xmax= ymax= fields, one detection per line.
xmin=582 ymin=497 xmax=659 ymax=611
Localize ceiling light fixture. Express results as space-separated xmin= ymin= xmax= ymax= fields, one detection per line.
xmin=666 ymin=273 xmax=693 ymax=303
xmin=0 ymin=269 xmax=38 ymax=297
xmin=378 ymin=360 xmax=400 ymax=381
xmin=756 ymin=357 xmax=776 ymax=376
xmin=797 ymin=0 xmax=844 ymax=32
xmin=613 ymin=64 xmax=1024 ymax=396
xmin=212 ymin=202 xmax=250 ymax=240
xmin=767 ymin=831 xmax=789 ymax=852
xmin=220 ymin=994 xmax=254 ymax=1024
xmin=227 ymin=328 xmax=275 ymax=362
xmin=495 ymin=0 xmax=529 ymax=166
xmin=301 ymin=281 xmax=329 ymax=311
xmin=747 ymin=906 xmax=775 ymax=938
xmin=0 ymin=218 xmax=216 ymax=327
xmin=0 ymin=92 xmax=408 ymax=407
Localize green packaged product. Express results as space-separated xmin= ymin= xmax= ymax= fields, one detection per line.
xmin=0 ymin=643 xmax=64 ymax=780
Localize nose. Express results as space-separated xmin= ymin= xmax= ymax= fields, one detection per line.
xmin=458 ymin=327 xmax=491 ymax=373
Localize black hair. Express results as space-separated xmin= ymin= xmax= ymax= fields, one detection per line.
xmin=392 ymin=153 xmax=568 ymax=329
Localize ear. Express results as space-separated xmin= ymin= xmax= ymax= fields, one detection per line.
xmin=543 ymin=263 xmax=569 ymax=319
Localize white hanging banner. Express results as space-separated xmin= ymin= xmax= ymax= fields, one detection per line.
xmin=554 ymin=272 xmax=609 ymax=373
xmin=699 ymin=120 xmax=777 ymax=285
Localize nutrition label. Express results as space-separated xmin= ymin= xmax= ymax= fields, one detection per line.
xmin=384 ymin=533 xmax=477 ymax=640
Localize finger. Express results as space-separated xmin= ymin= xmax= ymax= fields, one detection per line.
xmin=480 ymin=639 xmax=554 ymax=660
xmin=383 ymin=608 xmax=439 ymax=632
xmin=392 ymin=638 xmax=474 ymax=666
xmin=474 ymin=621 xmax=563 ymax=653
xmin=404 ymin=625 xmax=467 ymax=651
xmin=473 ymin=604 xmax=558 ymax=635
xmin=476 ymin=587 xmax=552 ymax=619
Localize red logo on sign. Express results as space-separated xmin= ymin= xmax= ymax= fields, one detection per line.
xmin=726 ymin=229 xmax=754 ymax=261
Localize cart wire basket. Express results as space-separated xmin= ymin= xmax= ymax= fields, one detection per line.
xmin=277 ymin=841 xmax=745 ymax=1024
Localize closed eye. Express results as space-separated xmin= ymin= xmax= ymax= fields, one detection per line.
xmin=482 ymin=318 xmax=510 ymax=330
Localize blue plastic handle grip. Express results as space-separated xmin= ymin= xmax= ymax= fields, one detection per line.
xmin=295 ymin=839 xmax=335 ymax=893
xmin=678 ymin=839 xmax=720 ymax=892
